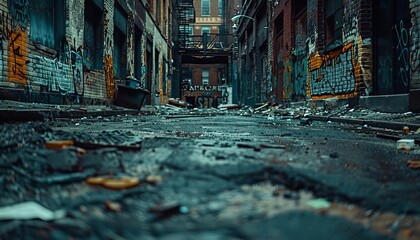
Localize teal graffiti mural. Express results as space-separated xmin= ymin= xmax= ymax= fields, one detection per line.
xmin=292 ymin=55 xmax=308 ymax=101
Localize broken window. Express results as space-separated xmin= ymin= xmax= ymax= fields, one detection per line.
xmin=84 ymin=0 xmax=103 ymax=70
xmin=29 ymin=0 xmax=65 ymax=49
xmin=325 ymin=0 xmax=343 ymax=47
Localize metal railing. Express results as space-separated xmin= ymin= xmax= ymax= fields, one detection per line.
xmin=179 ymin=33 xmax=232 ymax=52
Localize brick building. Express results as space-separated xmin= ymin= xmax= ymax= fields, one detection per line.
xmin=1 ymin=0 xmax=172 ymax=106
xmin=235 ymin=0 xmax=271 ymax=106
xmin=235 ymin=0 xmax=419 ymax=112
xmin=174 ymin=0 xmax=237 ymax=108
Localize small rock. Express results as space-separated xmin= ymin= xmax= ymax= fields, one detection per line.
xmin=105 ymin=201 xmax=122 ymax=212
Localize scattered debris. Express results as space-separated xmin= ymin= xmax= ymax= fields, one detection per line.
xmin=145 ymin=175 xmax=163 ymax=185
xmin=260 ymin=144 xmax=286 ymax=149
xmin=86 ymin=176 xmax=140 ymax=189
xmin=0 ymin=201 xmax=66 ymax=221
xmin=149 ymin=202 xmax=189 ymax=221
xmin=168 ymin=98 xmax=191 ymax=108
xmin=105 ymin=201 xmax=122 ymax=212
xmin=254 ymin=103 xmax=270 ymax=113
xmin=397 ymin=139 xmax=415 ymax=151
xmin=300 ymin=118 xmax=313 ymax=126
xmin=407 ymin=160 xmax=420 ymax=169
xmin=305 ymin=198 xmax=331 ymax=209
xmin=74 ymin=141 xmax=141 ymax=151
xmin=45 ymin=140 xmax=74 ymax=150
xmin=218 ymin=104 xmax=241 ymax=110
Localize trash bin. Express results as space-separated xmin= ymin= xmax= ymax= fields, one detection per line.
xmin=114 ymin=77 xmax=149 ymax=110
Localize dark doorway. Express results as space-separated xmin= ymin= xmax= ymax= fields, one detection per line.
xmin=145 ymin=41 xmax=153 ymax=104
xmin=134 ymin=29 xmax=142 ymax=80
xmin=373 ymin=0 xmax=410 ymax=94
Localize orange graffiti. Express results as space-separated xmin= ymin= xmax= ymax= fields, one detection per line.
xmin=309 ymin=52 xmax=323 ymax=71
xmin=309 ymin=42 xmax=355 ymax=72
xmin=8 ymin=31 xmax=27 ymax=84
xmin=308 ymin=40 xmax=362 ymax=99
xmin=104 ymin=55 xmax=115 ymax=99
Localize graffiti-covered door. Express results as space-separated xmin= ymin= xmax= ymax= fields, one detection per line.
xmin=373 ymin=0 xmax=410 ymax=94
xmin=394 ymin=0 xmax=411 ymax=93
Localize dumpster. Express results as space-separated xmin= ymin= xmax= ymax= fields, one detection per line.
xmin=114 ymin=76 xmax=149 ymax=110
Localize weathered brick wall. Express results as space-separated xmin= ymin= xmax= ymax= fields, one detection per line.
xmin=0 ymin=0 xmax=109 ymax=103
xmin=281 ymin=0 xmax=293 ymax=100
xmin=307 ymin=0 xmax=372 ymax=99
xmin=411 ymin=0 xmax=420 ymax=89
xmin=0 ymin=0 xmax=170 ymax=105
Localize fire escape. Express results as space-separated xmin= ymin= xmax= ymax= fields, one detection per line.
xmin=171 ymin=0 xmax=233 ymax=99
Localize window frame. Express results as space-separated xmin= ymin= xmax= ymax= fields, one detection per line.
xmin=201 ymin=0 xmax=210 ymax=16
xmin=218 ymin=0 xmax=224 ymax=16
xmin=324 ymin=0 xmax=344 ymax=47
xmin=202 ymin=68 xmax=209 ymax=85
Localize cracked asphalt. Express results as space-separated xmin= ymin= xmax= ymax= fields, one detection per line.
xmin=1 ymin=113 xmax=420 ymax=239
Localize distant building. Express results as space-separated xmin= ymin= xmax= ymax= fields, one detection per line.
xmin=173 ymin=0 xmax=238 ymax=108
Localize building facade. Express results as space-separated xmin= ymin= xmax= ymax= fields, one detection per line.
xmin=235 ymin=0 xmax=420 ymax=111
xmin=173 ymin=0 xmax=236 ymax=108
xmin=0 ymin=0 xmax=172 ymax=106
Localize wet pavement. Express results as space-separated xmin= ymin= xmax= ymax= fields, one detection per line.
xmin=1 ymin=113 xmax=420 ymax=239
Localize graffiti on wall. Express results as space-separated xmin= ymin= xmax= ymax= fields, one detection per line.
xmin=31 ymin=55 xmax=73 ymax=93
xmin=378 ymin=55 xmax=393 ymax=91
xmin=309 ymin=42 xmax=361 ymax=96
xmin=197 ymin=96 xmax=215 ymax=108
xmin=395 ymin=20 xmax=410 ymax=87
xmin=283 ymin=60 xmax=293 ymax=100
xmin=293 ymin=56 xmax=307 ymax=100
xmin=105 ymin=55 xmax=115 ymax=99
xmin=8 ymin=31 xmax=27 ymax=84
xmin=28 ymin=39 xmax=84 ymax=95
xmin=411 ymin=11 xmax=419 ymax=74
xmin=343 ymin=14 xmax=358 ymax=42
xmin=292 ymin=20 xmax=308 ymax=101
xmin=8 ymin=0 xmax=29 ymax=30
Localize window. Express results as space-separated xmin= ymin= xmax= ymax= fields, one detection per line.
xmin=134 ymin=29 xmax=142 ymax=80
xmin=202 ymin=69 xmax=209 ymax=85
xmin=218 ymin=0 xmax=224 ymax=16
xmin=201 ymin=26 xmax=210 ymax=46
xmin=156 ymin=0 xmax=160 ymax=23
xmin=325 ymin=0 xmax=343 ymax=47
xmin=84 ymin=0 xmax=103 ymax=70
xmin=29 ymin=0 xmax=65 ymax=49
xmin=113 ymin=3 xmax=127 ymax=79
xmin=274 ymin=11 xmax=284 ymax=36
xmin=201 ymin=0 xmax=210 ymax=16
xmin=201 ymin=26 xmax=210 ymax=35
